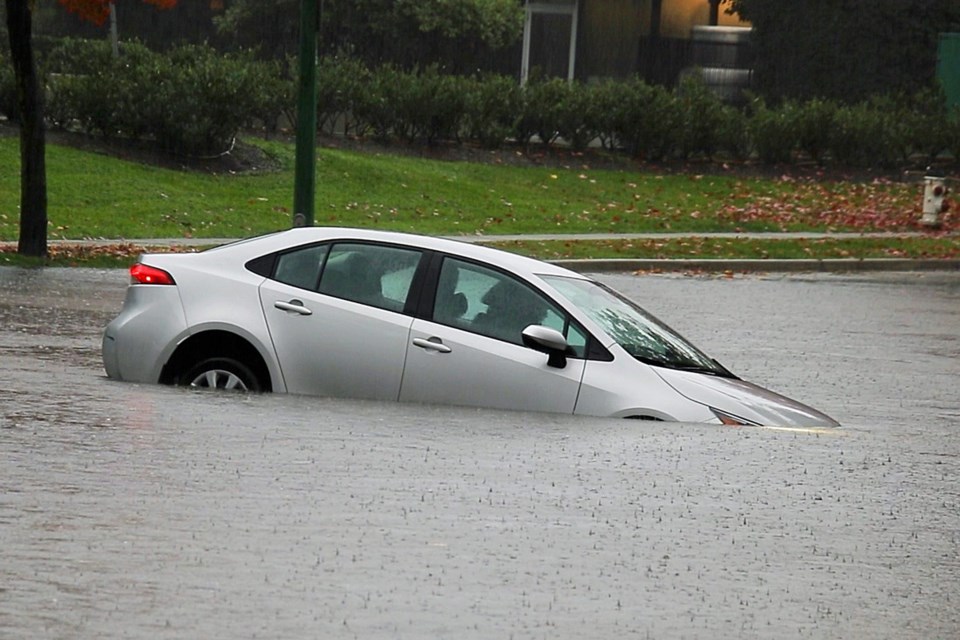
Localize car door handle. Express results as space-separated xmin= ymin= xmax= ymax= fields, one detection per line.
xmin=274 ymin=300 xmax=313 ymax=316
xmin=412 ymin=337 xmax=452 ymax=353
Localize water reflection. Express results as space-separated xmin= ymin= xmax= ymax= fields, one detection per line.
xmin=1 ymin=268 xmax=959 ymax=638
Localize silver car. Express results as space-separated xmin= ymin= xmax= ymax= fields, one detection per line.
xmin=102 ymin=227 xmax=839 ymax=427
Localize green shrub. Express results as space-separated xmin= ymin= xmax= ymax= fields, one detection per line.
xmin=352 ymin=64 xmax=406 ymax=142
xmin=829 ymin=100 xmax=900 ymax=169
xmin=316 ymin=56 xmax=369 ymax=136
xmin=392 ymin=67 xmax=427 ymax=143
xmin=43 ymin=73 xmax=79 ymax=131
xmin=715 ymin=104 xmax=751 ymax=161
xmin=46 ymin=69 xmax=116 ymax=136
xmin=555 ymin=81 xmax=599 ymax=151
xmin=401 ymin=66 xmax=469 ymax=145
xmin=608 ymin=77 xmax=678 ymax=160
xmin=44 ymin=37 xmax=113 ymax=76
xmin=896 ymin=88 xmax=951 ymax=164
xmin=44 ymin=38 xmax=121 ymax=135
xmin=43 ymin=39 xmax=271 ymax=155
xmin=516 ymin=77 xmax=569 ymax=147
xmin=748 ymin=98 xmax=796 ymax=164
xmin=793 ymin=98 xmax=836 ymax=164
xmin=675 ymin=73 xmax=727 ymax=159
xmin=246 ymin=58 xmax=293 ymax=135
xmin=32 ymin=37 xmax=957 ymax=169
xmin=150 ymin=45 xmax=267 ymax=155
xmin=463 ymin=73 xmax=520 ymax=149
xmin=45 ymin=40 xmax=152 ymax=136
xmin=108 ymin=41 xmax=166 ymax=140
xmin=588 ymin=79 xmax=629 ymax=151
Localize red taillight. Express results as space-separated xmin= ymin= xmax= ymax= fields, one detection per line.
xmin=130 ymin=263 xmax=175 ymax=285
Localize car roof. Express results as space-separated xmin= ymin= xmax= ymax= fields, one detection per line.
xmin=210 ymin=227 xmax=589 ymax=281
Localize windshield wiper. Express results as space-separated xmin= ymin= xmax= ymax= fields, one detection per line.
xmin=632 ymin=355 xmax=736 ymax=379
xmin=672 ymin=364 xmax=725 ymax=377
xmin=674 ymin=360 xmax=738 ymax=379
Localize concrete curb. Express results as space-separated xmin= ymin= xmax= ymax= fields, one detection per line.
xmin=457 ymin=231 xmax=960 ymax=242
xmin=550 ymin=257 xmax=960 ymax=273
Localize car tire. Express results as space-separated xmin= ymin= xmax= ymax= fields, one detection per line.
xmin=180 ymin=357 xmax=261 ymax=392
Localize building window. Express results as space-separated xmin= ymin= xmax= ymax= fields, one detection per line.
xmin=522 ymin=0 xmax=579 ymax=84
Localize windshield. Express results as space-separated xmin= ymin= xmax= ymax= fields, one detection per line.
xmin=542 ymin=276 xmax=732 ymax=377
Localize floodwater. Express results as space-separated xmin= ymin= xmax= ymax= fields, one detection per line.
xmin=1 ymin=267 xmax=958 ymax=639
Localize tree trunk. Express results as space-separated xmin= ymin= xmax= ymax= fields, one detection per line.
xmin=5 ymin=0 xmax=48 ymax=258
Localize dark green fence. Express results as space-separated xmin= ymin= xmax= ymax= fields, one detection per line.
xmin=939 ymin=33 xmax=960 ymax=110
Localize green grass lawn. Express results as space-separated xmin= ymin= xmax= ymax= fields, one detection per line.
xmin=0 ymin=134 xmax=939 ymax=244
xmin=491 ymin=236 xmax=960 ymax=261
xmin=2 ymin=133 xmax=957 ymax=266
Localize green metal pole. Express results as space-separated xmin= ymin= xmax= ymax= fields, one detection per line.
xmin=293 ymin=0 xmax=318 ymax=227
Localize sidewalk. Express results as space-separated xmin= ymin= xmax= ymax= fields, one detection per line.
xmin=35 ymin=230 xmax=960 ymax=272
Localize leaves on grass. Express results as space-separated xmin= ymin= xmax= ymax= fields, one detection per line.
xmin=493 ymin=236 xmax=960 ymax=261
xmin=715 ymin=178 xmax=957 ymax=232
xmin=0 ymin=242 xmax=197 ymax=267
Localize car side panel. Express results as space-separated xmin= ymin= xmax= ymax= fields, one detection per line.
xmin=574 ymin=353 xmax=717 ymax=421
xmin=102 ymin=285 xmax=188 ymax=383
xmin=170 ymin=261 xmax=285 ymax=391
xmin=259 ymin=279 xmax=413 ymax=400
xmin=399 ymin=320 xmax=585 ymax=414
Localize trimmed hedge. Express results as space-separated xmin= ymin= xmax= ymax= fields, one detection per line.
xmin=310 ymin=59 xmax=960 ymax=169
xmin=42 ymin=38 xmax=285 ymax=156
xmin=9 ymin=39 xmax=960 ymax=169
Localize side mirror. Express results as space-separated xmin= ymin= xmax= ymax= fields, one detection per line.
xmin=521 ymin=325 xmax=569 ymax=369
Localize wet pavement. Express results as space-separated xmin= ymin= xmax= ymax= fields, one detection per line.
xmin=1 ymin=267 xmax=958 ymax=639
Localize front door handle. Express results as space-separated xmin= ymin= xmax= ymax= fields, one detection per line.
xmin=275 ymin=299 xmax=313 ymax=316
xmin=412 ymin=337 xmax=452 ymax=353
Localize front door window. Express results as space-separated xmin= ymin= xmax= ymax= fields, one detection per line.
xmin=433 ymin=257 xmax=587 ymax=356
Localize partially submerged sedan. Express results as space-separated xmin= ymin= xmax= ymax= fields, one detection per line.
xmin=102 ymin=227 xmax=839 ymax=427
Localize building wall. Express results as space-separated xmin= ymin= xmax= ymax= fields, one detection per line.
xmin=573 ymin=0 xmax=750 ymax=81
xmin=637 ymin=0 xmax=747 ymax=37
xmin=578 ymin=0 xmax=645 ymax=80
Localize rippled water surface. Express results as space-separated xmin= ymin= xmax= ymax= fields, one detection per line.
xmin=1 ymin=267 xmax=958 ymax=639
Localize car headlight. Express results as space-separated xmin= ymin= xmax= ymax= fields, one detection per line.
xmin=711 ymin=407 xmax=761 ymax=426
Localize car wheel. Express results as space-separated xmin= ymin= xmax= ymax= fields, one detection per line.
xmin=181 ymin=357 xmax=261 ymax=392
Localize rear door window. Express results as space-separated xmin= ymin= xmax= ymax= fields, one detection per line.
xmin=273 ymin=244 xmax=329 ymax=290
xmin=318 ymin=243 xmax=422 ymax=312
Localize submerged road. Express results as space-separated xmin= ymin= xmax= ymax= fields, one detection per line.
xmin=1 ymin=268 xmax=958 ymax=639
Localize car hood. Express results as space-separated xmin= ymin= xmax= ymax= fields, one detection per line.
xmin=653 ymin=368 xmax=840 ymax=428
